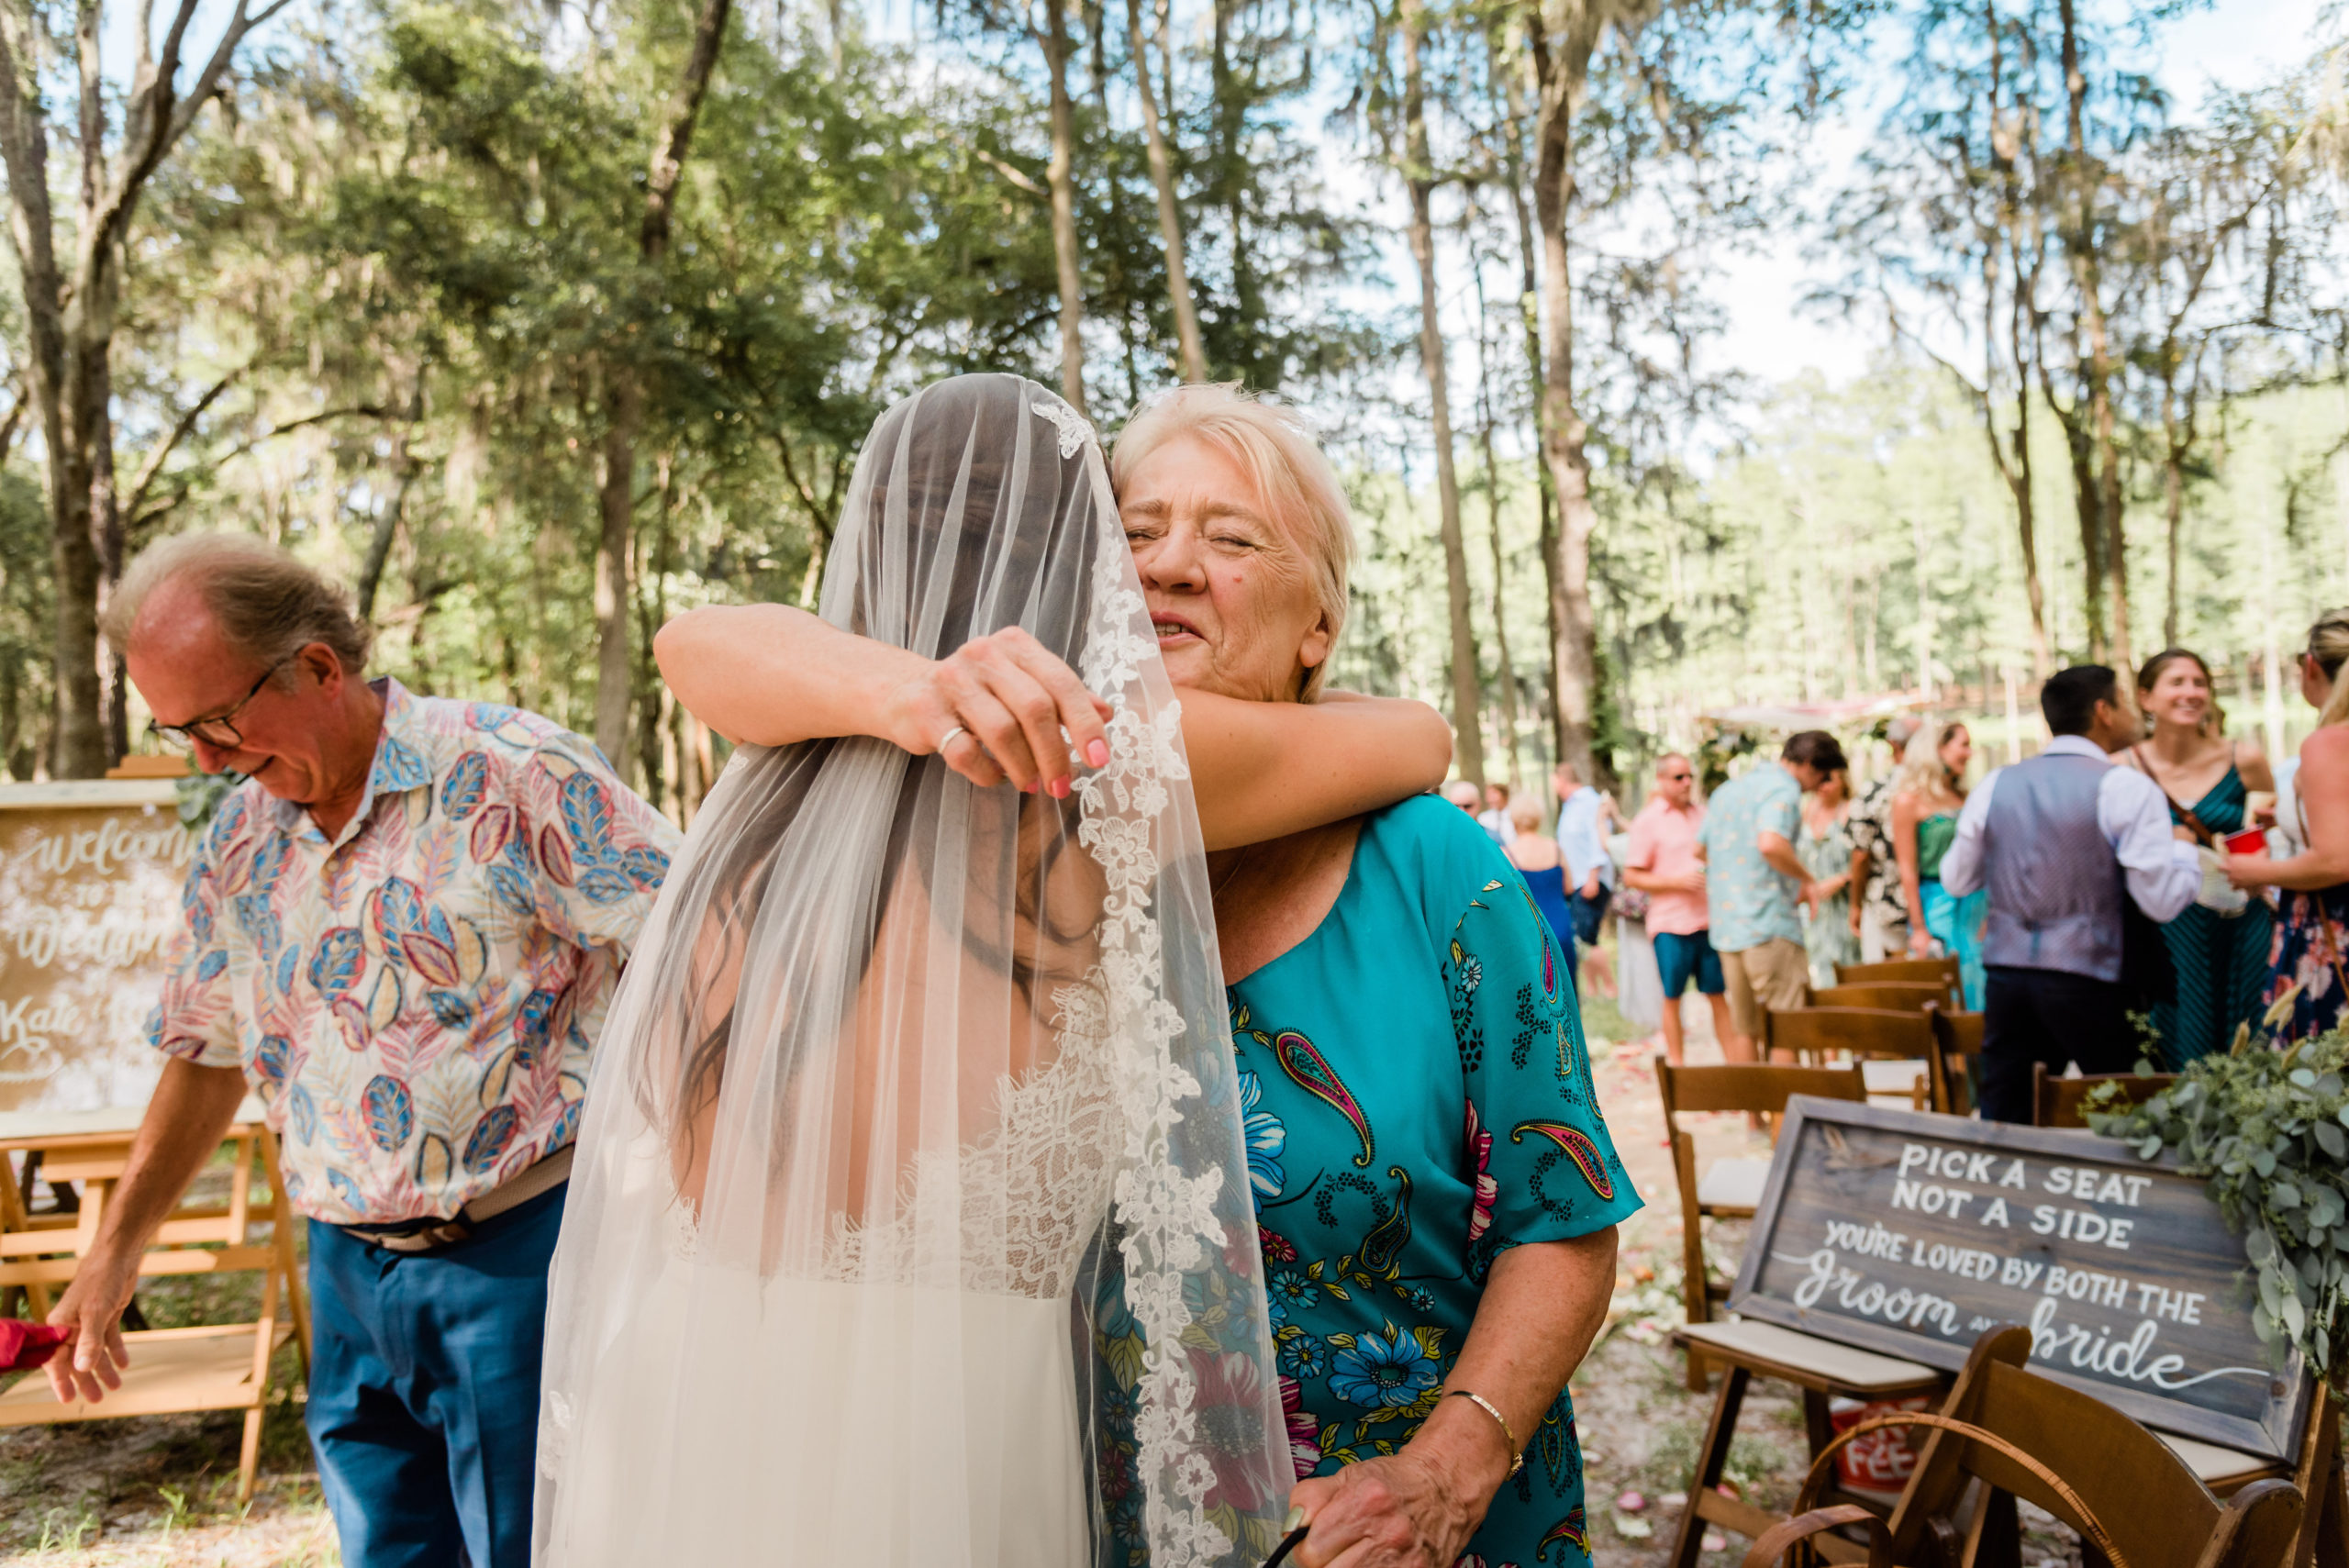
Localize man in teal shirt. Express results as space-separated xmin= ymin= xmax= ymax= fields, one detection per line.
xmin=1697 ymin=731 xmax=1845 ymax=1057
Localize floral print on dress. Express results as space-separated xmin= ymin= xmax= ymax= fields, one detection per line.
xmin=1094 ymin=797 xmax=1639 ymax=1568
xmin=150 ymin=678 xmax=679 ymax=1225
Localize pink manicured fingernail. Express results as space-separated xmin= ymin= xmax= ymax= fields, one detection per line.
xmin=1022 ymin=780 xmax=1038 ymax=794
xmin=1049 ymin=777 xmax=1070 ymax=799
xmin=1086 ymin=740 xmax=1109 ymax=768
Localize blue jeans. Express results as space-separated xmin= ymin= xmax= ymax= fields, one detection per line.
xmin=306 ymin=1184 xmax=565 ymax=1568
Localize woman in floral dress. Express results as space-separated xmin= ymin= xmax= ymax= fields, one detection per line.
xmin=1093 ymin=387 xmax=1639 ymax=1568
xmin=2230 ymin=610 xmax=2349 ymax=1042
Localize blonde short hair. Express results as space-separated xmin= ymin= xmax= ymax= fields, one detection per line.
xmin=103 ymin=532 xmax=373 ymax=677
xmin=1111 ymin=383 xmax=1355 ymax=700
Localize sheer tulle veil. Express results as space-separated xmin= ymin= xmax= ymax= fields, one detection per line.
xmin=533 ymin=374 xmax=1289 ymax=1566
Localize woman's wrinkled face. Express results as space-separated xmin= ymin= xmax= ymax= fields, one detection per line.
xmin=1119 ymin=433 xmax=1331 ymax=703
xmin=1940 ymin=728 xmax=1972 ymax=776
xmin=2143 ymin=660 xmax=2211 ymax=730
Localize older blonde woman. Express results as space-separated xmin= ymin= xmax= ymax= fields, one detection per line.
xmin=659 ymin=384 xmax=1633 ymax=1568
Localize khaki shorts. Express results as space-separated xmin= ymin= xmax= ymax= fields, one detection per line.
xmin=1720 ymin=938 xmax=1810 ymax=1040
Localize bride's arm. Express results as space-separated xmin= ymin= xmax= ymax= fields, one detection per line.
xmin=655 ymin=605 xmax=1451 ymax=849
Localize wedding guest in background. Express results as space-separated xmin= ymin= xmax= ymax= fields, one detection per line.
xmin=2229 ymin=611 xmax=2349 ymax=1042
xmin=1606 ymin=815 xmax=1666 ymax=1053
xmin=1798 ymin=764 xmax=1860 ymax=988
xmin=1697 ymin=732 xmax=1844 ymax=1062
xmin=1446 ymin=778 xmax=1486 ymax=819
xmin=1553 ymin=759 xmax=1620 ymax=1000
xmin=1506 ymin=795 xmax=1577 ymax=979
xmin=1623 ymin=752 xmax=1736 ymax=1067
xmin=1940 ymin=666 xmax=2200 ymax=1122
xmin=1846 ymin=714 xmax=1922 ymax=962
xmin=1894 ymin=721 xmax=1987 ymax=1008
xmin=2122 ymin=648 xmax=2275 ymax=1064
xmin=50 ymin=533 xmax=679 ymax=1568
xmin=1481 ymin=780 xmax=1519 ymax=845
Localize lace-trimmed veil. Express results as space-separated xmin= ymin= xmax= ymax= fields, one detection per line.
xmin=534 ymin=373 xmax=1288 ymax=1565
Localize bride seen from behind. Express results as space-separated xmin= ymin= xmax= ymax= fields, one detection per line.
xmin=533 ymin=374 xmax=1450 ymax=1568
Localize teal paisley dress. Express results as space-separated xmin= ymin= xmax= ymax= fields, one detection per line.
xmin=1095 ymin=795 xmax=1641 ymax=1568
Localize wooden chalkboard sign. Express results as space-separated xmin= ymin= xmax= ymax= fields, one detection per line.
xmin=0 ymin=781 xmax=197 ymax=1117
xmin=1731 ymin=1096 xmax=2311 ymax=1463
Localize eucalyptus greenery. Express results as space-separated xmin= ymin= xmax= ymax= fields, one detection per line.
xmin=2089 ymin=1006 xmax=2349 ymax=1389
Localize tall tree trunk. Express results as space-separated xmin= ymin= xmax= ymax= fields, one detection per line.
xmin=593 ymin=0 xmax=735 ymax=773
xmin=0 ymin=0 xmax=295 ymax=775
xmin=1493 ymin=24 xmax=1562 ymax=759
xmin=1474 ymin=277 xmax=1524 ymax=788
xmin=1041 ymin=0 xmax=1087 ymax=413
xmin=1129 ymin=0 xmax=1204 ymax=381
xmin=1401 ymin=0 xmax=1484 ymax=784
xmin=2161 ymin=373 xmax=2187 ymax=649
xmin=1527 ymin=19 xmax=1602 ymax=783
xmin=1985 ymin=0 xmax=2051 ymax=681
xmin=2055 ymin=0 xmax=2128 ymax=672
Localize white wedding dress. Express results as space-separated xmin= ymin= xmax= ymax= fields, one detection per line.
xmin=532 ymin=376 xmax=1286 ymax=1568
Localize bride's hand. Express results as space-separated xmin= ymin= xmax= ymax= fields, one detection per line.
xmin=888 ymin=628 xmax=1114 ymax=796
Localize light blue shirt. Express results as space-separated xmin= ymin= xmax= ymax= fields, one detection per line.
xmin=1554 ymin=786 xmax=1614 ymax=887
xmin=1697 ymin=763 xmax=1804 ymax=951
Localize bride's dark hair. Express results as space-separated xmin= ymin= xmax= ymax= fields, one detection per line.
xmin=635 ymin=374 xmax=1107 ymax=1164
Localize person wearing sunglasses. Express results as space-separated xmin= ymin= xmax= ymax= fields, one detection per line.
xmin=48 ymin=532 xmax=680 ymax=1568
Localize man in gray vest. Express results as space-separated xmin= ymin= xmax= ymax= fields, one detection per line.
xmin=1939 ymin=665 xmax=2200 ymax=1121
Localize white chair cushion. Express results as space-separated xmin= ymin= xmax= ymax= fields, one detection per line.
xmin=1678 ymin=1318 xmax=1938 ymax=1392
xmin=2156 ymin=1431 xmax=2279 ymax=1489
xmin=1862 ymin=1059 xmax=1928 ymax=1094
xmin=1696 ymin=1156 xmax=1773 ymax=1211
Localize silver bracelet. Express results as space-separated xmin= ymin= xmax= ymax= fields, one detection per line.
xmin=1445 ymin=1388 xmax=1523 ymax=1477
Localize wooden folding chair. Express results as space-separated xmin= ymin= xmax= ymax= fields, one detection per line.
xmin=1928 ymin=1006 xmax=1986 ymax=1118
xmin=0 ymin=1114 xmax=309 ymax=1503
xmin=1834 ymin=955 xmax=1962 ymax=1005
xmin=1763 ymin=1006 xmax=1949 ymax=1115
xmin=1745 ymin=1326 xmax=2303 ymax=1568
xmin=1657 ymin=1060 xmax=1869 ymax=1390
xmin=2032 ymin=1064 xmax=2180 ymax=1129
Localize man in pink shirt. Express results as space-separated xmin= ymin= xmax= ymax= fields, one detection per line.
xmin=1621 ymin=753 xmax=1742 ymax=1065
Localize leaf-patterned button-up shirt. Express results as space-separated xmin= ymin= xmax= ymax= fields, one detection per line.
xmin=150 ymin=678 xmax=680 ymax=1225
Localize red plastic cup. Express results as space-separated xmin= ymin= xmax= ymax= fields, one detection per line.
xmin=2222 ymin=828 xmax=2267 ymax=856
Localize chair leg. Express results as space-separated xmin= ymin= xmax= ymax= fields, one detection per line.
xmin=1686 ymin=1345 xmax=1708 ymax=1394
xmin=1803 ymin=1387 xmax=1832 ymax=1460
xmin=1669 ymin=1364 xmax=1751 ymax=1568
xmin=237 ymin=1406 xmax=262 ymax=1505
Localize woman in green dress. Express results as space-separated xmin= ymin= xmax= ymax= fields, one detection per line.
xmin=2124 ymin=649 xmax=2275 ymax=1065
xmin=1895 ymin=722 xmax=1987 ymax=1009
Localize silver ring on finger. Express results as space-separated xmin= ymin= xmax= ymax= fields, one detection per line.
xmin=938 ymin=725 xmax=968 ymax=755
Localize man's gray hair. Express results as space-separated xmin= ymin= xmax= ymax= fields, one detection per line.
xmin=103 ymin=532 xmax=373 ymax=677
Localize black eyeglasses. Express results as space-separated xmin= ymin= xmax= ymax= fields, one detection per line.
xmin=147 ymin=658 xmax=292 ymax=752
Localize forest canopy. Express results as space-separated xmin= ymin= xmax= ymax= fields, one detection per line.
xmin=0 ymin=0 xmax=2340 ymax=816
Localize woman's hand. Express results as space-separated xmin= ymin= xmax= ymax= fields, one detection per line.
xmin=885 ymin=628 xmax=1112 ymax=795
xmin=1286 ymin=1444 xmax=1492 ymax=1568
xmin=2225 ymin=851 xmax=2274 ymax=892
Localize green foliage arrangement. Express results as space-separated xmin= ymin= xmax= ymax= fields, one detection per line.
xmin=2089 ymin=1006 xmax=2349 ymax=1390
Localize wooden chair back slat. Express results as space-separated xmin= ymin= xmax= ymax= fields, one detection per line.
xmin=1879 ymin=1328 xmax=2303 ymax=1568
xmin=1655 ymin=1061 xmax=1872 ymax=1118
xmin=1835 ymin=956 xmax=1962 ymax=997
xmin=1809 ymin=982 xmax=1948 ymax=1011
xmin=1762 ymin=1006 xmax=1936 ymax=1061
xmin=2032 ymin=1065 xmax=2180 ymax=1129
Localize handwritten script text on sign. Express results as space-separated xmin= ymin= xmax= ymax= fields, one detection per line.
xmin=1732 ymin=1100 xmax=2304 ymax=1461
xmin=0 ymin=784 xmax=195 ymax=1115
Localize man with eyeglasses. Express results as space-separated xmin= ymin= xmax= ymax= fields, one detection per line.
xmin=1620 ymin=753 xmax=1737 ymax=1066
xmin=43 ymin=532 xmax=680 ymax=1568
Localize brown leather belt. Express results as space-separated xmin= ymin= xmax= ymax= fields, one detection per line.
xmin=339 ymin=1144 xmax=574 ymax=1254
